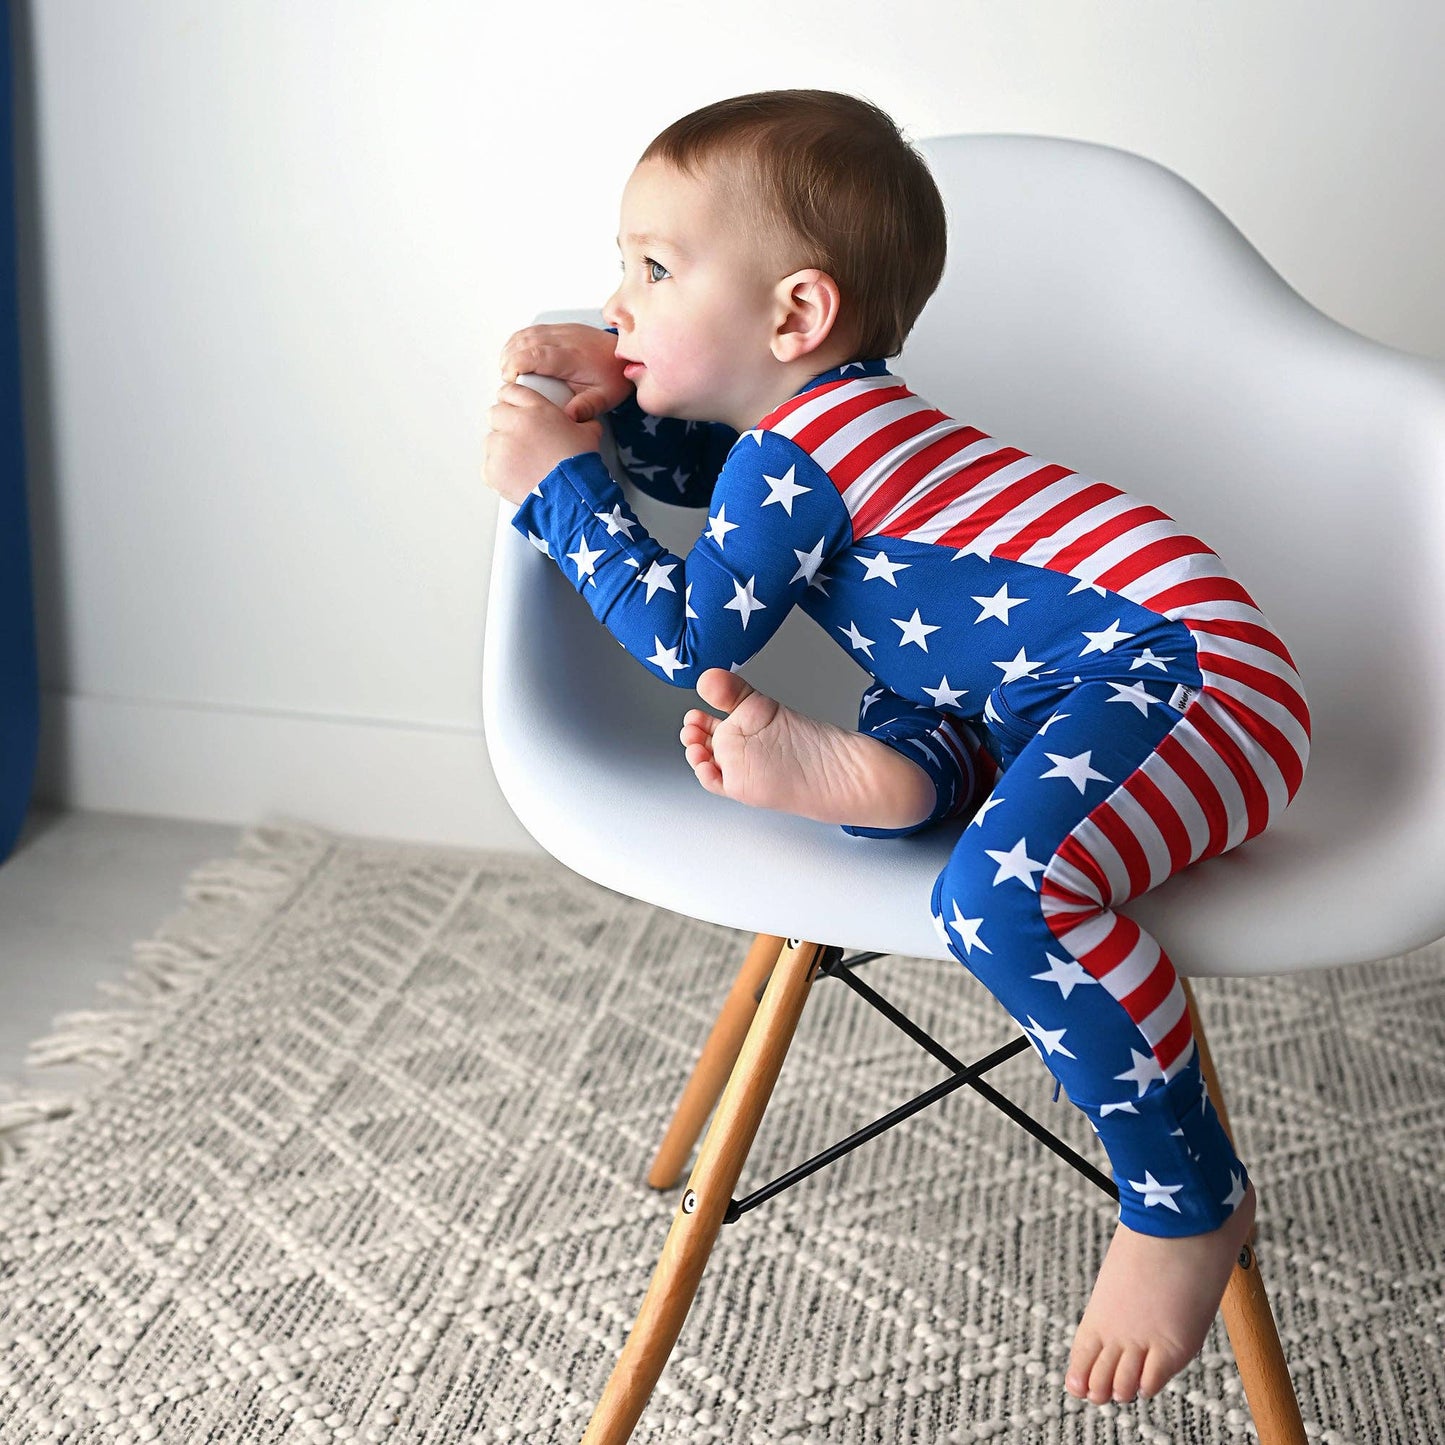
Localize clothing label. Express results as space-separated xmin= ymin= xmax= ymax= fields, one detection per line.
xmin=1169 ymin=683 xmax=1199 ymax=712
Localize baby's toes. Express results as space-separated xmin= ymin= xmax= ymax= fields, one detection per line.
xmin=1065 ymin=1332 xmax=1101 ymax=1399
xmin=1110 ymin=1346 xmax=1146 ymax=1402
xmin=1086 ymin=1341 xmax=1124 ymax=1405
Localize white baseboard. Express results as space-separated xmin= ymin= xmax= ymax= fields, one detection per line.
xmin=34 ymin=690 xmax=545 ymax=853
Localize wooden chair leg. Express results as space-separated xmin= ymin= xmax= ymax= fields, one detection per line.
xmin=1181 ymin=977 xmax=1307 ymax=1445
xmin=580 ymin=937 xmax=826 ymax=1445
xmin=647 ymin=932 xmax=787 ymax=1190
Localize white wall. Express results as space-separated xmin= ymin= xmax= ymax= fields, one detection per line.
xmin=13 ymin=0 xmax=1445 ymax=849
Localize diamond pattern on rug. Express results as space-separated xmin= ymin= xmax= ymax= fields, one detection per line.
xmin=0 ymin=820 xmax=1441 ymax=1444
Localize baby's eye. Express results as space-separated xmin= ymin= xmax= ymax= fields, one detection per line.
xmin=646 ymin=257 xmax=671 ymax=283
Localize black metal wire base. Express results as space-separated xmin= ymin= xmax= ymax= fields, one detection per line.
xmin=722 ymin=944 xmax=1119 ymax=1226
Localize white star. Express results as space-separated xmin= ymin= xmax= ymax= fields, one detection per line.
xmin=808 ymin=569 xmax=832 ymax=597
xmin=671 ymin=466 xmax=691 ymax=494
xmin=706 ymin=505 xmax=738 ymax=547
xmin=944 ymin=904 xmax=992 ymax=956
xmin=646 ymin=637 xmax=684 ymax=679
xmin=860 ymin=685 xmax=887 ymax=718
xmin=1031 ymin=952 xmax=1098 ymax=999
xmin=639 ymin=559 xmax=678 ymax=602
xmin=1023 ymin=1017 xmax=1077 ymax=1060
xmin=921 ymin=676 xmax=969 ymax=708
xmin=1106 ymin=679 xmax=1165 ymax=716
xmin=594 ymin=504 xmax=638 ymax=539
xmin=972 ymin=583 xmax=1028 ymax=624
xmin=1068 ymin=576 xmax=1109 ymax=597
xmin=761 ymin=464 xmax=810 ymax=514
xmin=1036 ymin=710 xmax=1070 ymax=736
xmin=739 ymin=428 xmax=766 ymax=446
xmin=1128 ymin=1170 xmax=1185 ymax=1212
xmin=525 ymin=531 xmax=551 ymax=557
xmin=724 ymin=576 xmax=767 ymax=629
xmin=640 ymin=414 xmax=661 ymax=436
xmin=841 ymin=361 xmax=868 ymax=373
xmin=1038 ymin=750 xmax=1111 ymax=794
xmin=969 ymin=793 xmax=1006 ymax=828
xmin=838 ymin=620 xmax=876 ymax=658
xmin=1098 ymin=1099 xmax=1140 ymax=1117
xmin=790 ymin=536 xmax=828 ymax=586
xmin=993 ymin=647 xmax=1043 ymax=684
xmin=566 ymin=535 xmax=606 ymax=581
xmin=1114 ymin=1047 xmax=1165 ymax=1098
xmin=1079 ymin=619 xmax=1136 ymax=656
xmin=1223 ymin=1170 xmax=1247 ymax=1212
xmin=858 ymin=549 xmax=911 ymax=585
xmin=952 ymin=536 xmax=994 ymax=561
xmin=892 ymin=608 xmax=941 ymax=652
xmin=983 ymin=836 xmax=1048 ymax=891
xmin=1129 ymin=647 xmax=1175 ymax=672
xmin=618 ymin=447 xmax=663 ymax=483
xmin=683 ymin=581 xmax=697 ymax=621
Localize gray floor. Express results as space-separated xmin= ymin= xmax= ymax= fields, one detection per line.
xmin=0 ymin=807 xmax=242 ymax=1091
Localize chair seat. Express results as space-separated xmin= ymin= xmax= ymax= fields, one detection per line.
xmin=485 ymin=134 xmax=1445 ymax=980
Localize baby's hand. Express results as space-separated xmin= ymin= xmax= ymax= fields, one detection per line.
xmin=499 ymin=323 xmax=631 ymax=423
xmin=482 ymin=382 xmax=604 ymax=505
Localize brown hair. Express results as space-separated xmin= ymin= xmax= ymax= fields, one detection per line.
xmin=638 ymin=89 xmax=947 ymax=360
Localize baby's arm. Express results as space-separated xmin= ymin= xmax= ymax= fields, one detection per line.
xmin=508 ymin=428 xmax=852 ymax=689
xmin=840 ymin=683 xmax=997 ymax=839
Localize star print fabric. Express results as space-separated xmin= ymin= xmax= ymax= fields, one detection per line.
xmin=932 ymin=679 xmax=1249 ymax=1236
xmin=508 ymin=328 xmax=1310 ymax=1237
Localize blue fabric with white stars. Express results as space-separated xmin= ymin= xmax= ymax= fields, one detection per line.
xmin=509 ymin=334 xmax=1250 ymax=1237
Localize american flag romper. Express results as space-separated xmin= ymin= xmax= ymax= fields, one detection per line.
xmin=510 ymin=344 xmax=1310 ymax=1238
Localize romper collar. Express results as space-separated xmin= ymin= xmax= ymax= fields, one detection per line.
xmin=790 ymin=357 xmax=893 ymax=397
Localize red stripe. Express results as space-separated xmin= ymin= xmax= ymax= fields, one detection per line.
xmin=1187 ymin=697 xmax=1272 ymax=841
xmin=1044 ymin=504 xmax=1171 ymax=573
xmin=883 ymin=446 xmax=1027 ymax=537
xmin=1205 ymin=686 xmax=1306 ymax=802
xmin=1087 ymin=801 xmax=1155 ymax=899
xmin=1195 ymin=648 xmax=1311 ymax=740
xmin=990 ymin=480 xmax=1122 ymax=561
xmin=1052 ymin=834 xmax=1111 ymax=906
xmin=1155 ymin=733 xmax=1230 ymax=860
xmin=853 ymin=427 xmax=989 ymax=538
xmin=1077 ymin=911 xmax=1141 ymax=978
xmin=757 ymin=376 xmax=863 ymax=429
xmin=1187 ymin=615 xmax=1301 ymax=673
xmin=1145 ymin=575 xmax=1261 ymax=614
xmin=1041 ymin=877 xmax=1099 ymax=914
xmin=1123 ymin=768 xmax=1194 ymax=876
xmin=937 ymin=463 xmax=1075 ymax=549
xmin=1153 ymin=1004 xmax=1194 ymax=1074
xmin=1095 ymin=533 xmax=1214 ymax=594
xmin=830 ymin=408 xmax=948 ymax=487
xmin=790 ymin=384 xmax=913 ymax=454
xmin=1120 ymin=952 xmax=1175 ymax=1023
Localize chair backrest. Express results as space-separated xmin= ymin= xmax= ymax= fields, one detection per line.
xmin=487 ymin=135 xmax=1445 ymax=974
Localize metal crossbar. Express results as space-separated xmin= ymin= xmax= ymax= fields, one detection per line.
xmin=724 ymin=946 xmax=1119 ymax=1225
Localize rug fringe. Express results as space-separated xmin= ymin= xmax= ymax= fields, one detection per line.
xmin=0 ymin=814 xmax=334 ymax=1177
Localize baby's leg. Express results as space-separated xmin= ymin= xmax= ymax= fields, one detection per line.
xmin=931 ymin=680 xmax=1255 ymax=1404
xmin=679 ymin=668 xmax=940 ymax=830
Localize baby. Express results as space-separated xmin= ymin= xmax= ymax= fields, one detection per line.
xmin=483 ymin=89 xmax=1309 ymax=1408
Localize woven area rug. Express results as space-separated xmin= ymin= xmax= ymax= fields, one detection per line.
xmin=1 ymin=819 xmax=1441 ymax=1444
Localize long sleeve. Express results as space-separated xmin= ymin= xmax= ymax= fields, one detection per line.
xmin=510 ymin=429 xmax=854 ymax=690
xmin=600 ymin=326 xmax=737 ymax=508
xmin=841 ymin=683 xmax=997 ymax=839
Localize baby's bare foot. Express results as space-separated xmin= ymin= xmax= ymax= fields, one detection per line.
xmin=1065 ymin=1177 xmax=1256 ymax=1404
xmin=678 ymin=668 xmax=936 ymax=830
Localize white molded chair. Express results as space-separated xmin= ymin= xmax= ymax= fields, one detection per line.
xmin=483 ymin=133 xmax=1445 ymax=1444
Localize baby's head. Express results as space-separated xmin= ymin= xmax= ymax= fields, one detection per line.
xmin=602 ymin=89 xmax=946 ymax=431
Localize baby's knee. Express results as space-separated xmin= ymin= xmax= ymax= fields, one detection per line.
xmin=930 ymin=838 xmax=1031 ymax=968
